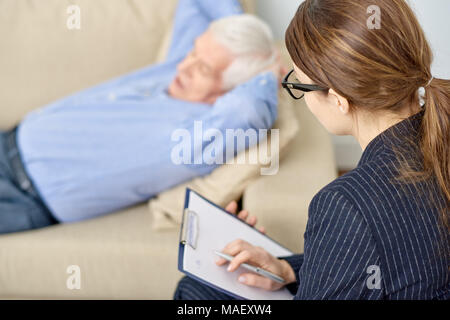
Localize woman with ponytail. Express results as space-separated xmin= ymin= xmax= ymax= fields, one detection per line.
xmin=174 ymin=0 xmax=449 ymax=300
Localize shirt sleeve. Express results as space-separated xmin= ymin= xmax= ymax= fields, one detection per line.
xmin=293 ymin=189 xmax=384 ymax=300
xmin=184 ymin=72 xmax=278 ymax=171
xmin=212 ymin=71 xmax=278 ymax=128
xmin=167 ymin=0 xmax=243 ymax=62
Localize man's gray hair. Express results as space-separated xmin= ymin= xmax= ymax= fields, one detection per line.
xmin=209 ymin=14 xmax=277 ymax=91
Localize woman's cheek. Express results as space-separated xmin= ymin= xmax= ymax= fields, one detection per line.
xmin=304 ymin=94 xmax=321 ymax=118
xmin=305 ymin=94 xmax=335 ymax=132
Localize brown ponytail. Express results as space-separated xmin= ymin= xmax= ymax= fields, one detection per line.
xmin=421 ymin=78 xmax=450 ymax=228
xmin=285 ymin=0 xmax=450 ymax=229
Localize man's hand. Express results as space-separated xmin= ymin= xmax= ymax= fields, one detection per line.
xmin=215 ymin=239 xmax=297 ymax=291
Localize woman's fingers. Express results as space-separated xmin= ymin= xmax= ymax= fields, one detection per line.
xmin=215 ymin=257 xmax=228 ymax=266
xmin=222 ymin=239 xmax=250 ymax=257
xmin=238 ymin=273 xmax=278 ymax=291
xmin=237 ymin=210 xmax=257 ymax=227
xmin=237 ymin=210 xmax=249 ymax=221
xmin=227 ymin=250 xmax=253 ymax=272
xmin=215 ymin=240 xmax=252 ymax=267
xmin=215 ymin=239 xmax=285 ymax=291
xmin=225 ymin=201 xmax=238 ymax=214
xmin=246 ymin=215 xmax=257 ymax=226
xmin=225 ymin=203 xmax=261 ymax=230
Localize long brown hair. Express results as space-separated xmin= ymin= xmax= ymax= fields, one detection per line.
xmin=285 ymin=0 xmax=449 ymax=229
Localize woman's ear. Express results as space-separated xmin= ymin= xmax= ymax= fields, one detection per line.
xmin=329 ymin=88 xmax=350 ymax=114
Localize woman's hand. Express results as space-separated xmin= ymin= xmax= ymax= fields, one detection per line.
xmin=215 ymin=239 xmax=297 ymax=291
xmin=224 ymin=200 xmax=266 ymax=234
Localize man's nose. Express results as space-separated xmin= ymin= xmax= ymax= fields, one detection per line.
xmin=178 ymin=55 xmax=197 ymax=75
xmin=178 ymin=55 xmax=196 ymax=73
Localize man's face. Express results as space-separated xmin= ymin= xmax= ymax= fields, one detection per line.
xmin=168 ymin=30 xmax=234 ymax=104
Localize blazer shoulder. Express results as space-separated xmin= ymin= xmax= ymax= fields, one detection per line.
xmin=318 ymin=153 xmax=399 ymax=196
xmin=311 ymin=168 xmax=366 ymax=203
xmin=307 ymin=161 xmax=389 ymax=222
xmin=308 ymin=180 xmax=361 ymax=224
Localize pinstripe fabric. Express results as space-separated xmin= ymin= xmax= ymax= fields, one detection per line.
xmin=174 ymin=111 xmax=450 ymax=300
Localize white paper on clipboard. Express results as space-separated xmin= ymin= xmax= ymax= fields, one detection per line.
xmin=179 ymin=189 xmax=294 ymax=300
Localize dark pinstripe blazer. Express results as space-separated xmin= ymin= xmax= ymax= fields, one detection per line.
xmin=283 ymin=111 xmax=449 ymax=300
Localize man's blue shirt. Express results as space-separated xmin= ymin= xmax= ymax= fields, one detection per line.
xmin=17 ymin=0 xmax=278 ymax=222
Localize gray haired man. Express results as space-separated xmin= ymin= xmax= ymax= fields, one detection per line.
xmin=0 ymin=0 xmax=283 ymax=233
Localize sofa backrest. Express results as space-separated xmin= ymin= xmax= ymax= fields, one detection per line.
xmin=0 ymin=0 xmax=254 ymax=129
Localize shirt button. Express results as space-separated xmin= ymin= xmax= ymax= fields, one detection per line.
xmin=259 ymin=79 xmax=267 ymax=86
xmin=21 ymin=180 xmax=31 ymax=190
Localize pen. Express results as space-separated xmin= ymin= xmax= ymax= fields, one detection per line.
xmin=214 ymin=251 xmax=286 ymax=284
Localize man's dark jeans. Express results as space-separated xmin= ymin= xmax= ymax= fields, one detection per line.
xmin=0 ymin=128 xmax=57 ymax=234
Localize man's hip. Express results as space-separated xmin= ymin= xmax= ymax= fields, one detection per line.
xmin=0 ymin=126 xmax=57 ymax=234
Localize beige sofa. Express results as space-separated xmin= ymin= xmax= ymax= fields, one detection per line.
xmin=0 ymin=0 xmax=337 ymax=299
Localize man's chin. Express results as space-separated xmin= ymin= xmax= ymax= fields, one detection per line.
xmin=167 ymin=83 xmax=180 ymax=98
xmin=167 ymin=84 xmax=204 ymax=103
xmin=168 ymin=84 xmax=193 ymax=102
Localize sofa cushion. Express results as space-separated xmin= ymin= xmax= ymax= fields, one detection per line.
xmin=0 ymin=203 xmax=182 ymax=299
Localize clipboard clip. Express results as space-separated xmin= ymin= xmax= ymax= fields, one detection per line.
xmin=180 ymin=209 xmax=199 ymax=249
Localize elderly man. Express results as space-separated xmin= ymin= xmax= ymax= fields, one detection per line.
xmin=0 ymin=0 xmax=280 ymax=234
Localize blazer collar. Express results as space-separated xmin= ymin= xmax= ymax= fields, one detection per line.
xmin=358 ymin=110 xmax=424 ymax=166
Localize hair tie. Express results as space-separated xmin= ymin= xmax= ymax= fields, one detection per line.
xmin=418 ymin=76 xmax=434 ymax=107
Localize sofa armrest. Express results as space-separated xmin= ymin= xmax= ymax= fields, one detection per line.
xmin=243 ymin=99 xmax=337 ymax=253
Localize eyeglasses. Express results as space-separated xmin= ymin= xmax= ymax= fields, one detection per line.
xmin=282 ymin=69 xmax=328 ymax=100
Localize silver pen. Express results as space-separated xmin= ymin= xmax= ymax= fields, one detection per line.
xmin=214 ymin=251 xmax=286 ymax=284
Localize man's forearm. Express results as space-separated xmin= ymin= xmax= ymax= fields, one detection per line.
xmin=194 ymin=0 xmax=243 ymax=21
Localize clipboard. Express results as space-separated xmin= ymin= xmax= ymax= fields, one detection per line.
xmin=178 ymin=188 xmax=295 ymax=300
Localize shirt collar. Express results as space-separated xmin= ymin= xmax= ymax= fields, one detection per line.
xmin=358 ymin=110 xmax=424 ymax=166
